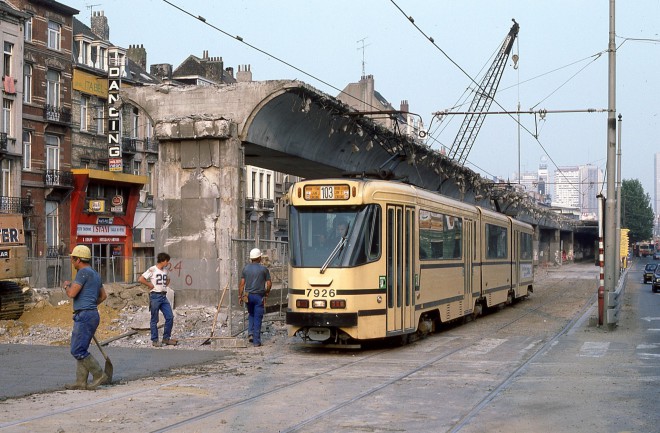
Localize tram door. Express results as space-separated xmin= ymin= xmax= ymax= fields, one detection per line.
xmin=386 ymin=205 xmax=416 ymax=334
xmin=464 ymin=219 xmax=474 ymax=313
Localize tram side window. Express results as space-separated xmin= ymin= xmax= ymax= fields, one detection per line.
xmin=486 ymin=224 xmax=508 ymax=259
xmin=418 ymin=209 xmax=462 ymax=260
xmin=520 ymin=232 xmax=533 ymax=260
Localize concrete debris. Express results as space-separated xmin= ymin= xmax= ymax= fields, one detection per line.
xmin=0 ymin=283 xmax=287 ymax=350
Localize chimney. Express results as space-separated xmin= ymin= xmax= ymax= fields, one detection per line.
xmin=150 ymin=63 xmax=173 ymax=80
xmin=236 ymin=64 xmax=252 ymax=83
xmin=400 ymin=100 xmax=409 ymax=113
xmin=90 ymin=11 xmax=110 ymax=40
xmin=127 ymin=44 xmax=147 ymax=70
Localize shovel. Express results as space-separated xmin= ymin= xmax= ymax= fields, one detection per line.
xmin=92 ymin=334 xmax=113 ymax=384
xmin=201 ymin=282 xmax=229 ymax=345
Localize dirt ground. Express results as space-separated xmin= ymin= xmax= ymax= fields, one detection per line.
xmin=0 ymin=283 xmax=288 ymax=349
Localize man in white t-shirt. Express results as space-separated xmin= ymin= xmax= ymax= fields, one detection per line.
xmin=139 ymin=252 xmax=177 ymax=347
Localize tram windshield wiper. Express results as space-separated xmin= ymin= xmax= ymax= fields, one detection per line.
xmin=320 ymin=236 xmax=346 ymax=274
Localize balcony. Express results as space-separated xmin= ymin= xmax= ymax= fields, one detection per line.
xmin=43 ymin=105 xmax=72 ymax=125
xmin=122 ymin=137 xmax=137 ymax=154
xmin=245 ymin=198 xmax=275 ymax=212
xmin=44 ymin=169 xmax=74 ymax=201
xmin=145 ymin=138 xmax=158 ymax=153
xmin=0 ymin=196 xmax=32 ymax=216
xmin=44 ymin=169 xmax=74 ymax=188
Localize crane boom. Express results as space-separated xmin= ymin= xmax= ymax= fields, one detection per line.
xmin=448 ymin=19 xmax=519 ymax=165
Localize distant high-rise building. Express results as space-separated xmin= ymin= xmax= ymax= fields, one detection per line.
xmin=553 ymin=166 xmax=580 ymax=209
xmin=579 ymin=165 xmax=602 ymax=219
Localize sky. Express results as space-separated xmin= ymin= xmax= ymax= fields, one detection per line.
xmin=63 ymin=0 xmax=660 ymax=201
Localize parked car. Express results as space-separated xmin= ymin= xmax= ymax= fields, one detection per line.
xmin=653 ymin=268 xmax=660 ymax=293
xmin=654 ymin=251 xmax=660 ymax=260
xmin=644 ymin=263 xmax=658 ymax=283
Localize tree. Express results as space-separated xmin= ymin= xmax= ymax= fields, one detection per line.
xmin=620 ymin=179 xmax=654 ymax=243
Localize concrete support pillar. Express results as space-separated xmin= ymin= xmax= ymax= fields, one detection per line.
xmin=549 ymin=229 xmax=561 ymax=266
xmin=154 ymin=117 xmax=242 ymax=305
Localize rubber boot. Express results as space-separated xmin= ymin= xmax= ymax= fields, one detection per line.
xmin=82 ymin=355 xmax=108 ymax=390
xmin=64 ymin=360 xmax=88 ymax=390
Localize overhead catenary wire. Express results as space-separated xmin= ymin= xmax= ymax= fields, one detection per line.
xmin=389 ymin=0 xmax=610 ymax=195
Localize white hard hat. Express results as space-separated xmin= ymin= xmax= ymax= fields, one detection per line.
xmin=249 ymin=248 xmax=262 ymax=259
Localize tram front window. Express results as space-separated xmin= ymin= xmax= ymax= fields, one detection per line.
xmin=290 ymin=205 xmax=381 ymax=268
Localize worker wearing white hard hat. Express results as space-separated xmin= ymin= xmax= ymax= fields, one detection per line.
xmin=239 ymin=248 xmax=272 ymax=346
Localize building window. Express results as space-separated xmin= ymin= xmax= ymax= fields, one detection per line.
xmin=2 ymin=99 xmax=11 ymax=135
xmin=47 ymin=21 xmax=61 ymax=50
xmin=45 ymin=134 xmax=60 ymax=171
xmin=96 ymin=100 xmax=105 ymax=133
xmin=22 ymin=131 xmax=31 ymax=170
xmin=24 ymin=17 xmax=32 ymax=42
xmin=96 ymin=46 xmax=106 ymax=69
xmin=3 ymin=42 xmax=13 ymax=77
xmin=131 ymin=107 xmax=138 ymax=138
xmin=134 ymin=160 xmax=141 ymax=176
xmin=46 ymin=69 xmax=60 ymax=107
xmin=46 ymin=201 xmax=59 ymax=255
xmin=266 ymin=174 xmax=271 ymax=199
xmin=1 ymin=159 xmax=10 ymax=196
xmin=147 ymin=162 xmax=154 ymax=193
xmin=23 ymin=64 xmax=32 ymax=103
xmin=79 ymin=40 xmax=89 ymax=65
xmin=80 ymin=95 xmax=88 ymax=131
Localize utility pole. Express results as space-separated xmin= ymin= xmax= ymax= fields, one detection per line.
xmin=615 ymin=114 xmax=622 ymax=278
xmin=603 ymin=0 xmax=617 ymax=326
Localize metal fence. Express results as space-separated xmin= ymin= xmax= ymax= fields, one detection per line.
xmin=27 ymin=241 xmax=289 ymax=339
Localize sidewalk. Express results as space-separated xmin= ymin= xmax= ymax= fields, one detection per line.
xmin=460 ymin=261 xmax=660 ymax=432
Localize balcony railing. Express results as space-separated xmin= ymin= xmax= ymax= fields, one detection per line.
xmin=246 ymin=198 xmax=275 ymax=212
xmin=0 ymin=196 xmax=32 ymax=215
xmin=46 ymin=246 xmax=60 ymax=259
xmin=44 ymin=169 xmax=74 ymax=187
xmin=43 ymin=105 xmax=72 ymax=124
xmin=0 ymin=132 xmax=6 ymax=151
xmin=122 ymin=137 xmax=137 ymax=153
xmin=145 ymin=138 xmax=158 ymax=152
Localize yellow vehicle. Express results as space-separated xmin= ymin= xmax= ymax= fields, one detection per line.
xmin=0 ymin=213 xmax=30 ymax=320
xmin=286 ymin=178 xmax=534 ymax=347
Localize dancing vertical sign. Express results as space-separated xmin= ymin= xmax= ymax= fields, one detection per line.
xmin=108 ymin=66 xmax=122 ymax=172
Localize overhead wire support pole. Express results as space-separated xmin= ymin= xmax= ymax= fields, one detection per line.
xmin=604 ymin=0 xmax=617 ymax=327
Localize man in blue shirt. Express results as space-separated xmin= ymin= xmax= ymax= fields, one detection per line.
xmin=63 ymin=245 xmax=108 ymax=390
xmin=238 ymin=248 xmax=272 ymax=347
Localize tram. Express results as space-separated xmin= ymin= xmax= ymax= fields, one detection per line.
xmin=286 ymin=178 xmax=534 ymax=347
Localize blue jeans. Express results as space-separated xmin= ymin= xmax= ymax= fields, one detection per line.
xmin=150 ymin=293 xmax=174 ymax=342
xmin=247 ymin=293 xmax=265 ymax=345
xmin=70 ymin=309 xmax=100 ymax=360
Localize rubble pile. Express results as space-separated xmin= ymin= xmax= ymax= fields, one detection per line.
xmin=0 ymin=283 xmax=287 ymax=350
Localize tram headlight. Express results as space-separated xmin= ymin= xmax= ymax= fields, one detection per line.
xmin=312 ymin=300 xmax=327 ymax=308
xmin=296 ymin=299 xmax=310 ymax=308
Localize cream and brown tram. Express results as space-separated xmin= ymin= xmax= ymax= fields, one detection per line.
xmin=286 ymin=178 xmax=534 ymax=347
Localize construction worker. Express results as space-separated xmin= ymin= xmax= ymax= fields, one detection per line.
xmin=238 ymin=248 xmax=272 ymax=347
xmin=63 ymin=245 xmax=108 ymax=390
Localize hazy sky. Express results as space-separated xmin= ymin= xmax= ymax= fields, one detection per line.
xmin=64 ymin=0 xmax=659 ymax=199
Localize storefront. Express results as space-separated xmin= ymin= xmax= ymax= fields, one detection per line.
xmin=69 ymin=169 xmax=147 ymax=282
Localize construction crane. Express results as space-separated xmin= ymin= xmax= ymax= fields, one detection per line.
xmin=447 ymin=19 xmax=519 ymax=165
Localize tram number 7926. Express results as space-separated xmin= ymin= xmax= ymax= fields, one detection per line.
xmin=306 ymin=288 xmax=336 ymax=297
